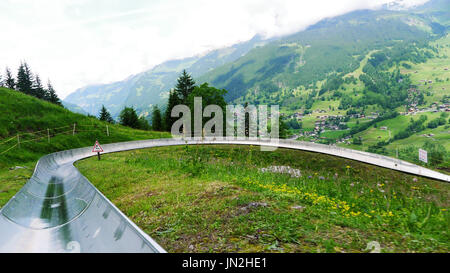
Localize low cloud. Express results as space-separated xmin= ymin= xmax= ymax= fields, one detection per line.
xmin=0 ymin=0 xmax=429 ymax=99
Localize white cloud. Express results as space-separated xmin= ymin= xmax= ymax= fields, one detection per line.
xmin=0 ymin=0 xmax=429 ymax=99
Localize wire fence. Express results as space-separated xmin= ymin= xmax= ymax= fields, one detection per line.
xmin=0 ymin=123 xmax=113 ymax=155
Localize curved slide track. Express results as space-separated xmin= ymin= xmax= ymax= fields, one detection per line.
xmin=0 ymin=138 xmax=448 ymax=253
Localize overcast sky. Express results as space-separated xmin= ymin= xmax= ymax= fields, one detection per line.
xmin=0 ymin=0 xmax=429 ymax=99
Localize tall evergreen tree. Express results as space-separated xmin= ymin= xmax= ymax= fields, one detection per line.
xmin=45 ymin=80 xmax=62 ymax=106
xmin=186 ymin=83 xmax=228 ymax=136
xmin=151 ymin=106 xmax=163 ymax=131
xmin=174 ymin=70 xmax=195 ymax=103
xmin=119 ymin=107 xmax=140 ymax=128
xmin=16 ymin=62 xmax=33 ymax=95
xmin=138 ymin=116 xmax=151 ymax=130
xmin=98 ymin=105 xmax=114 ymax=123
xmin=33 ymin=74 xmax=46 ymax=99
xmin=164 ymin=89 xmax=181 ymax=131
xmin=4 ymin=67 xmax=15 ymax=90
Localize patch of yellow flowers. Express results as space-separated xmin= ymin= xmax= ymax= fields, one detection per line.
xmin=244 ymin=179 xmax=395 ymax=219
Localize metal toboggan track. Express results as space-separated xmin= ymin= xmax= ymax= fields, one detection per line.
xmin=0 ymin=138 xmax=448 ymax=252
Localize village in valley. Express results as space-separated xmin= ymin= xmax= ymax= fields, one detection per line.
xmin=284 ymin=74 xmax=450 ymax=146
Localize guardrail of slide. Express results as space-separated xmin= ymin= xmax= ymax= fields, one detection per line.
xmin=1 ymin=124 xmax=447 ymax=173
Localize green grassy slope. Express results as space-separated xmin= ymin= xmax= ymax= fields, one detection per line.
xmin=77 ymin=145 xmax=450 ymax=253
xmin=0 ymin=87 xmax=170 ymax=206
xmin=401 ymin=33 xmax=450 ymax=105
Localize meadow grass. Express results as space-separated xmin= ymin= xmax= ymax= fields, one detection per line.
xmin=76 ymin=145 xmax=449 ymax=253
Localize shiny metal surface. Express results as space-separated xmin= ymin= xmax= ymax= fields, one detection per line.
xmin=1 ymin=138 xmax=448 ymax=253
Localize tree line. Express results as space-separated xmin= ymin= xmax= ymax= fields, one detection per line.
xmin=95 ymin=70 xmax=208 ymax=131
xmin=96 ymin=104 xmax=150 ymax=131
xmin=0 ymin=61 xmax=62 ymax=106
xmin=98 ymin=69 xmax=288 ymax=138
xmin=94 ymin=70 xmax=221 ymax=132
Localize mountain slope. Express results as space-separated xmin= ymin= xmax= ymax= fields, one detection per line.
xmin=0 ymin=87 xmax=169 ymax=169
xmin=64 ymin=35 xmax=269 ymax=118
xmin=198 ymin=7 xmax=446 ymax=103
xmin=412 ymin=0 xmax=450 ymax=26
xmin=64 ymin=0 xmax=448 ymax=136
xmin=62 ymin=100 xmax=88 ymax=115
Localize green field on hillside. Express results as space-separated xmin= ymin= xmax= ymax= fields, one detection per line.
xmin=352 ymin=112 xmax=447 ymax=144
xmin=76 ymin=145 xmax=449 ymax=253
xmin=401 ymin=34 xmax=450 ymax=105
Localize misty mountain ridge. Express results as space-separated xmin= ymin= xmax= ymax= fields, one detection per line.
xmin=64 ymin=34 xmax=270 ymax=118
xmin=64 ymin=0 xmax=449 ymax=118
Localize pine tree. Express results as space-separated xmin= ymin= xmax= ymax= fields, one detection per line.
xmin=164 ymin=89 xmax=181 ymax=131
xmin=5 ymin=67 xmax=15 ymax=90
xmin=174 ymin=70 xmax=195 ymax=103
xmin=98 ymin=105 xmax=114 ymax=123
xmin=119 ymin=107 xmax=140 ymax=128
xmin=33 ymin=74 xmax=46 ymax=99
xmin=46 ymin=80 xmax=62 ymax=106
xmin=138 ymin=116 xmax=151 ymax=130
xmin=151 ymin=106 xmax=163 ymax=131
xmin=16 ymin=62 xmax=34 ymax=95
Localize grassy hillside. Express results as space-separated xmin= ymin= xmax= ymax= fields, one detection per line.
xmin=401 ymin=33 xmax=450 ymax=105
xmin=76 ymin=145 xmax=450 ymax=253
xmin=0 ymin=87 xmax=170 ymax=207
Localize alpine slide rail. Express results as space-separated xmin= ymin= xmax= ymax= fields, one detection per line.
xmin=0 ymin=138 xmax=448 ymax=253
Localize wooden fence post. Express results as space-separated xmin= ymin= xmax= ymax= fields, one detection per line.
xmin=106 ymin=125 xmax=109 ymax=136
xmin=73 ymin=123 xmax=76 ymax=136
xmin=47 ymin=128 xmax=50 ymax=143
xmin=17 ymin=134 xmax=20 ymax=148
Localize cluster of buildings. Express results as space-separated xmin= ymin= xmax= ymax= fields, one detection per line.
xmin=313 ymin=115 xmax=348 ymax=131
xmin=401 ymin=102 xmax=450 ymax=115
